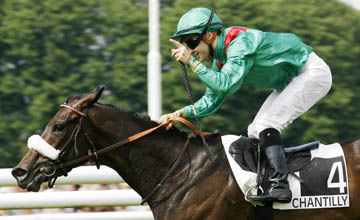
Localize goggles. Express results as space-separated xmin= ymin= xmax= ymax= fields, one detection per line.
xmin=181 ymin=34 xmax=202 ymax=49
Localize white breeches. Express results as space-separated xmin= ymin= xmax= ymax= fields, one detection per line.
xmin=247 ymin=52 xmax=332 ymax=139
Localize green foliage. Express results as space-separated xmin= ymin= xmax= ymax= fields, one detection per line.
xmin=161 ymin=0 xmax=360 ymax=146
xmin=0 ymin=0 xmax=148 ymax=167
xmin=0 ymin=0 xmax=359 ymax=167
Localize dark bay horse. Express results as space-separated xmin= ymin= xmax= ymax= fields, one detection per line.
xmin=12 ymin=88 xmax=360 ymax=219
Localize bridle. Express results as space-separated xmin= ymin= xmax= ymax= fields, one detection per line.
xmin=40 ymin=103 xmax=213 ymax=202
xmin=40 ymin=104 xmax=94 ymax=187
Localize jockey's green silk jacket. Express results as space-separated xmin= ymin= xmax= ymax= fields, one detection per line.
xmin=182 ymin=26 xmax=312 ymax=118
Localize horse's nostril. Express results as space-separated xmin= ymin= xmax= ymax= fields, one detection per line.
xmin=12 ymin=168 xmax=27 ymax=178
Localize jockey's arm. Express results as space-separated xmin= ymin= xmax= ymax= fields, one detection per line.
xmin=159 ymin=87 xmax=225 ymax=130
xmin=182 ymin=87 xmax=227 ymax=119
xmin=184 ymin=54 xmax=254 ymax=118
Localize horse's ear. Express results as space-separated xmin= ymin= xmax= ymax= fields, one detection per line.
xmin=75 ymin=86 xmax=104 ymax=109
xmin=92 ymin=86 xmax=104 ymax=104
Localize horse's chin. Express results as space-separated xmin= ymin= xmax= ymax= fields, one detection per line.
xmin=25 ymin=180 xmax=42 ymax=192
xmin=18 ymin=173 xmax=48 ymax=192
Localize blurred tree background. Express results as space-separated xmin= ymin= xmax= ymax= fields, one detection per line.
xmin=0 ymin=0 xmax=359 ymax=167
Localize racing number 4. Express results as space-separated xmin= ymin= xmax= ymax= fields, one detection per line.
xmin=327 ymin=161 xmax=346 ymax=193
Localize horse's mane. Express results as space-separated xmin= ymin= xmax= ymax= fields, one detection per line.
xmin=101 ymin=103 xmax=156 ymax=124
xmin=65 ymin=94 xmax=217 ymax=139
xmin=96 ymin=103 xmax=222 ymax=141
xmin=66 ymin=95 xmax=82 ymax=104
xmin=65 ymin=95 xmax=155 ymax=125
xmin=97 ymin=103 xmax=192 ymax=137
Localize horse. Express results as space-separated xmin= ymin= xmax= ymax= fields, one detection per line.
xmin=12 ymin=87 xmax=360 ymax=220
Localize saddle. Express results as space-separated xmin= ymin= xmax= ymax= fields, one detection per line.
xmin=229 ymin=136 xmax=319 ymax=194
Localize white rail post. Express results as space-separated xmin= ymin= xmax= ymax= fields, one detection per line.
xmin=147 ymin=0 xmax=162 ymax=121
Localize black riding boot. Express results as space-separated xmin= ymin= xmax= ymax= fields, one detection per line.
xmin=248 ymin=128 xmax=292 ymax=203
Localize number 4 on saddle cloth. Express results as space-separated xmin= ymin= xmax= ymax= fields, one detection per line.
xmin=222 ymin=135 xmax=350 ymax=210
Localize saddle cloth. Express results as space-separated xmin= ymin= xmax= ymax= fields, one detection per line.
xmin=221 ymin=135 xmax=350 ymax=210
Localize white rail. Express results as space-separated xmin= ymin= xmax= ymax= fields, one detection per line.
xmin=0 ymin=166 xmax=122 ymax=187
xmin=0 ymin=211 xmax=153 ymax=220
xmin=0 ymin=189 xmax=143 ymax=209
xmin=0 ymin=166 xmax=154 ymax=219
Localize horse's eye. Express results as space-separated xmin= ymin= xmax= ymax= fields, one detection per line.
xmin=53 ymin=123 xmax=65 ymax=132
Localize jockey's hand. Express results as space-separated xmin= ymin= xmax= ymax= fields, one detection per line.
xmin=169 ymin=39 xmax=193 ymax=65
xmin=159 ymin=111 xmax=181 ymax=130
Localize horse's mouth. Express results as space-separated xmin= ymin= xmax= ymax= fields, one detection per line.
xmin=17 ymin=172 xmax=49 ymax=192
xmin=25 ymin=181 xmax=41 ymax=192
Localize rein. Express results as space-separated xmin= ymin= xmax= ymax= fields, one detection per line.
xmin=52 ymin=116 xmax=212 ymax=171
xmin=180 ymin=64 xmax=213 ymax=161
xmin=178 ymin=11 xmax=215 ymax=162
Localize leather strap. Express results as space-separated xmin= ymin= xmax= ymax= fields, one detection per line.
xmin=53 ymin=116 xmax=213 ymax=170
xmin=171 ymin=116 xmax=213 ymax=136
xmin=60 ymin=104 xmax=87 ymax=117
xmin=130 ymin=116 xmax=212 ymax=141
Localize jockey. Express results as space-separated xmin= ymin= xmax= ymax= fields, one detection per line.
xmin=159 ymin=7 xmax=332 ymax=203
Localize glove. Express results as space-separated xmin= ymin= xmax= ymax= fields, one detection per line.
xmin=159 ymin=110 xmax=182 ymax=130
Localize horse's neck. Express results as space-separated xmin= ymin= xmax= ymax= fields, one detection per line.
xmin=107 ymin=131 xmax=188 ymax=198
xmin=88 ymin=106 xmax=238 ymax=216
xmin=89 ymin=108 xmax=188 ymax=199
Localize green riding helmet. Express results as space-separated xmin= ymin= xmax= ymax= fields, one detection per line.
xmin=171 ymin=8 xmax=222 ymax=40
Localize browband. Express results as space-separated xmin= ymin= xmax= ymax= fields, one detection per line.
xmin=60 ymin=104 xmax=87 ymax=117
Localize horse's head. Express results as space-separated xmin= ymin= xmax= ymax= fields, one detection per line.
xmin=12 ymin=87 xmax=104 ymax=192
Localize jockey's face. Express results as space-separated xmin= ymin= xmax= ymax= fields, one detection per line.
xmin=191 ymin=39 xmax=211 ymax=62
xmin=189 ymin=32 xmax=218 ymax=62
